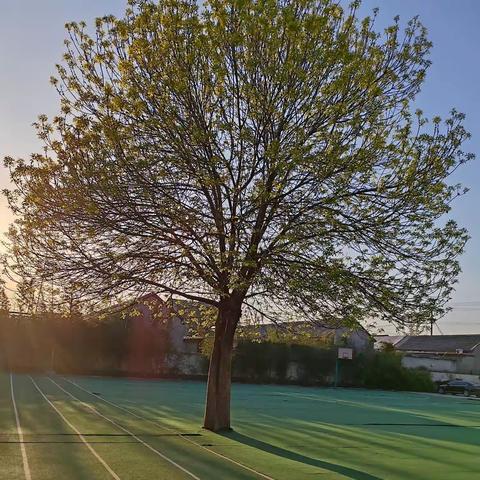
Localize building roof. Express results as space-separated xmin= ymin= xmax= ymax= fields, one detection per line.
xmin=249 ymin=319 xmax=370 ymax=335
xmin=396 ymin=335 xmax=480 ymax=353
xmin=374 ymin=335 xmax=406 ymax=349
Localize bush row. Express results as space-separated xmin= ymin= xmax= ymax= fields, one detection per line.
xmin=0 ymin=314 xmax=435 ymax=392
xmin=232 ymin=340 xmax=435 ymax=392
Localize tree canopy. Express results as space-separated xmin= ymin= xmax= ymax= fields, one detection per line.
xmin=5 ymin=0 xmax=470 ymax=329
xmin=3 ymin=0 xmax=472 ymax=430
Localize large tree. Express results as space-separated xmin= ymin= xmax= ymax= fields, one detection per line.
xmin=4 ymin=0 xmax=471 ymax=431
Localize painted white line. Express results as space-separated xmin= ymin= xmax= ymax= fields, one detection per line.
xmin=62 ymin=377 xmax=275 ymax=480
xmin=413 ymin=391 xmax=480 ymax=401
xmin=10 ymin=373 xmax=32 ymax=480
xmin=48 ymin=377 xmax=200 ymax=480
xmin=28 ymin=376 xmax=121 ymax=480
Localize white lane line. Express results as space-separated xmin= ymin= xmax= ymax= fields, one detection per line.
xmin=62 ymin=377 xmax=275 ymax=480
xmin=48 ymin=377 xmax=200 ymax=480
xmin=28 ymin=376 xmax=121 ymax=480
xmin=10 ymin=373 xmax=32 ymax=480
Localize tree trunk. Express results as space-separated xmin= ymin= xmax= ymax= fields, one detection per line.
xmin=203 ymin=297 xmax=241 ymax=431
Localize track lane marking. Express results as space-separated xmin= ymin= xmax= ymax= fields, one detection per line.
xmin=10 ymin=373 xmax=32 ymax=480
xmin=62 ymin=377 xmax=275 ymax=480
xmin=48 ymin=377 xmax=200 ymax=480
xmin=29 ymin=376 xmax=121 ymax=480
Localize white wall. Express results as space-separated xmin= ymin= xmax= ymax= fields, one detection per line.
xmin=401 ymin=355 xmax=457 ymax=372
xmin=402 ymin=353 xmax=480 ymax=375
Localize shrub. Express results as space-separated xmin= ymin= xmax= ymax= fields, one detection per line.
xmin=232 ymin=342 xmax=435 ymax=392
xmin=360 ymin=351 xmax=435 ymax=392
xmin=233 ymin=340 xmax=336 ymax=384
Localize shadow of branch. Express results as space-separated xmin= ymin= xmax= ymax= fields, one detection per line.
xmin=220 ymin=430 xmax=383 ymax=480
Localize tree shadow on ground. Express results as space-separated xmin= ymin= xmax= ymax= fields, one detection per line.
xmin=220 ymin=430 xmax=382 ymax=480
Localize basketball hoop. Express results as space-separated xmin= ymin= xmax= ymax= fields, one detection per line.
xmin=338 ymin=347 xmax=353 ymax=360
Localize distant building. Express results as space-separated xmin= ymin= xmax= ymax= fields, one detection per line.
xmin=122 ymin=294 xmax=373 ymax=376
xmin=376 ymin=334 xmax=480 ymax=381
xmin=120 ymin=293 xmax=205 ymax=376
xmin=254 ymin=321 xmax=372 ymax=353
xmin=374 ymin=335 xmax=406 ymax=350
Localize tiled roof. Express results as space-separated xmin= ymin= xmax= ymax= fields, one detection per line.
xmin=396 ymin=335 xmax=480 ymax=353
xmin=375 ymin=335 xmax=406 ymax=346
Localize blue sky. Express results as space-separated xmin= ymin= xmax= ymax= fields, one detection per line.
xmin=0 ymin=1 xmax=479 ymax=333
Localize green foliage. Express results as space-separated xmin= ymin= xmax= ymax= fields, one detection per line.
xmin=233 ymin=340 xmax=337 ymax=384
xmin=3 ymin=0 xmax=471 ymax=335
xmin=15 ymin=277 xmax=37 ymax=314
xmin=232 ymin=341 xmax=434 ymax=392
xmin=264 ymin=326 xmax=335 ymax=347
xmin=200 ymin=334 xmax=215 ymax=357
xmin=0 ymin=279 xmax=10 ymax=313
xmin=0 ymin=310 xmax=174 ymax=376
xmin=358 ymin=351 xmax=435 ymax=392
xmin=381 ymin=341 xmax=396 ymax=353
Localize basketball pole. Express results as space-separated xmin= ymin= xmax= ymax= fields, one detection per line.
xmin=334 ymin=357 xmax=340 ymax=387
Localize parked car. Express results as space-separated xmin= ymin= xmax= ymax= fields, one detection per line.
xmin=438 ymin=380 xmax=480 ymax=397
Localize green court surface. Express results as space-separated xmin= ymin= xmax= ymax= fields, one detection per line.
xmin=1 ymin=374 xmax=479 ymax=479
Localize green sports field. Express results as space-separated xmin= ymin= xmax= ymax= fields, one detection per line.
xmin=1 ymin=373 xmax=479 ymax=479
